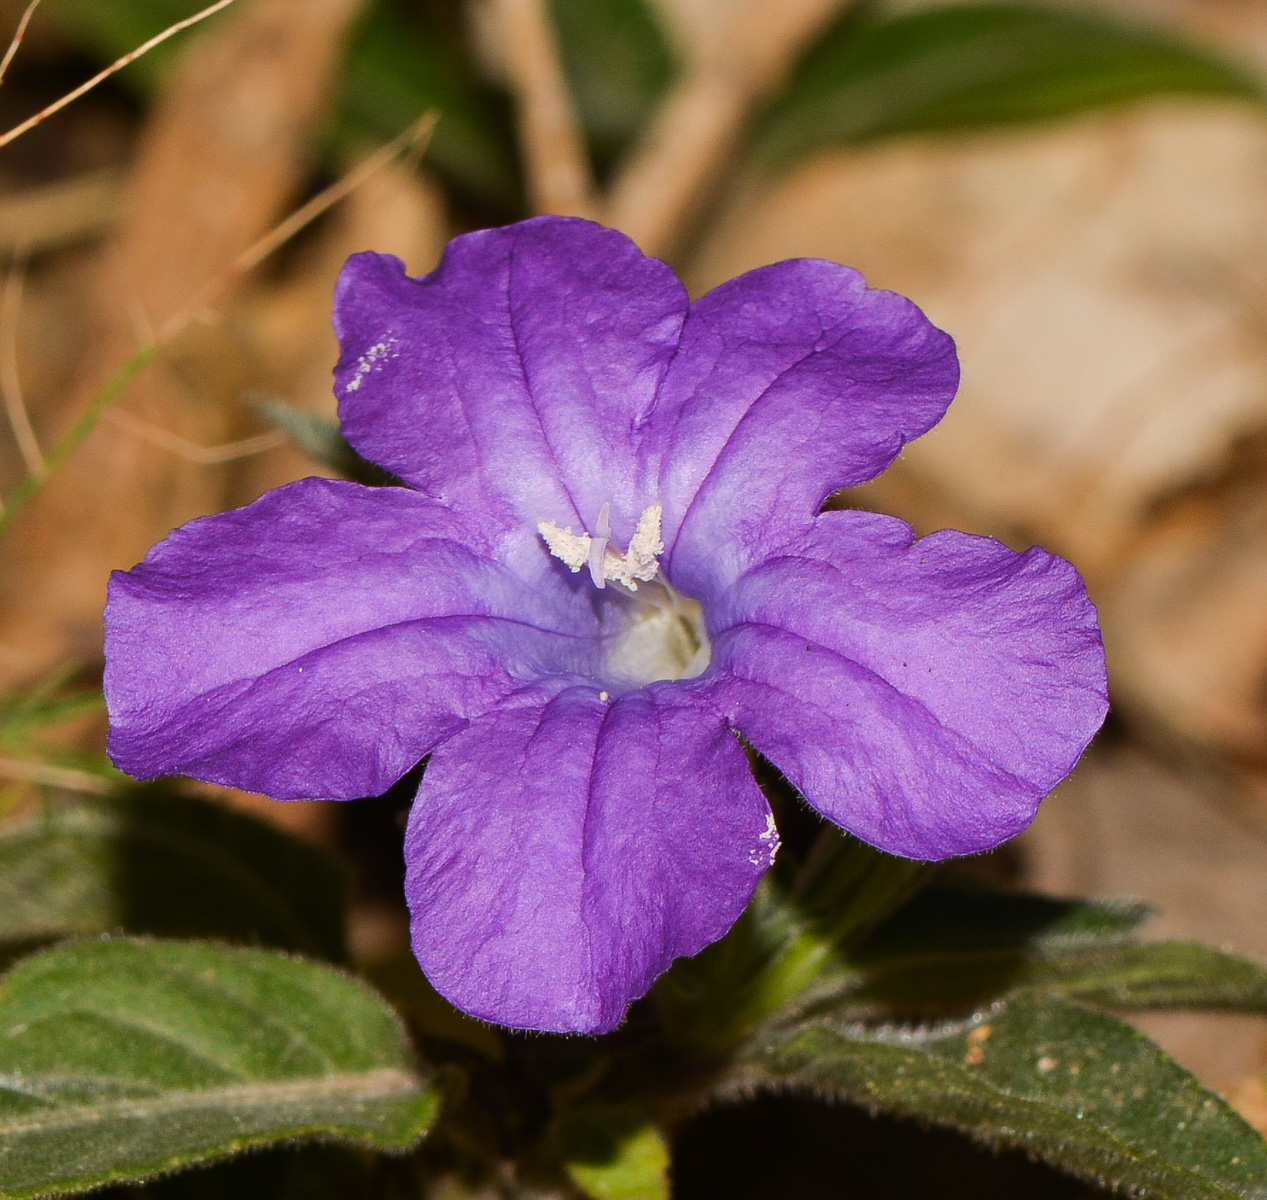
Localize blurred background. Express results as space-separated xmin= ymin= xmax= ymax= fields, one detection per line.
xmin=2 ymin=0 xmax=1267 ymax=1193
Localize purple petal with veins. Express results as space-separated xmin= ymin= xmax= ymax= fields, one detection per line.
xmin=104 ymin=215 xmax=1107 ymax=1033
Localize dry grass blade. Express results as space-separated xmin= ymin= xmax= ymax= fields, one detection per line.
xmin=229 ymin=111 xmax=437 ymax=277
xmin=0 ymin=342 xmax=156 ymax=532
xmin=0 ymin=0 xmax=43 ymax=88
xmin=0 ymin=254 xmax=42 ymax=477
xmin=103 ymin=409 xmax=286 ymax=465
xmin=0 ymin=754 xmax=113 ymax=794
xmin=494 ymin=0 xmax=597 ymax=218
xmin=0 ymin=110 xmax=437 ymax=537
xmin=157 ymin=109 xmax=438 ymax=342
xmin=0 ymin=0 xmax=238 ymax=152
xmin=604 ymin=0 xmax=851 ymax=256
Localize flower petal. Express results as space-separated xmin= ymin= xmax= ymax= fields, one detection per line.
xmin=404 ymin=683 xmax=774 ymax=1033
xmin=651 ymin=260 xmax=958 ymax=597
xmin=105 ymin=478 xmax=579 ymax=799
xmin=702 ymin=511 xmax=1108 ymax=859
xmin=333 ymin=217 xmax=687 ymax=547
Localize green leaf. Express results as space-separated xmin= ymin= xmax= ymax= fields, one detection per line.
xmin=655 ymin=831 xmax=924 ymax=1049
xmin=855 ymin=885 xmax=1153 ymax=957
xmin=0 ymin=671 xmax=105 ymax=753
xmin=755 ymin=3 xmax=1262 ymax=168
xmin=825 ymin=886 xmax=1153 ymax=1012
xmin=0 ymin=788 xmax=347 ymax=962
xmin=548 ymin=0 xmax=677 ymax=164
xmin=828 ymin=940 xmax=1267 ymax=1018
xmin=251 ymin=398 xmax=398 ymax=488
xmin=338 ymin=4 xmax=521 ymax=214
xmin=812 ymin=888 xmax=1267 ymax=1018
xmin=737 ymin=995 xmax=1267 ymax=1199
xmin=1036 ymin=940 xmax=1267 ymax=1012
xmin=42 ymin=0 xmax=208 ymax=88
xmin=0 ymin=939 xmax=440 ymax=1199
xmin=554 ymin=1106 xmax=670 ymax=1200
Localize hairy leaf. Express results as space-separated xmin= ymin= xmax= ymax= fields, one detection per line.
xmin=813 ymin=888 xmax=1267 ymax=1017
xmin=655 ymin=834 xmax=926 ymax=1048
xmin=736 ymin=996 xmax=1267 ymax=1199
xmin=1041 ymin=941 xmax=1267 ymax=1011
xmin=755 ymin=3 xmax=1261 ymax=167
xmin=251 ymin=398 xmax=399 ymax=488
xmin=0 ymin=788 xmax=346 ymax=961
xmin=0 ymin=939 xmax=440 ymax=1199
xmin=822 ymin=939 xmax=1267 ymax=1018
xmin=554 ymin=1106 xmax=670 ymax=1200
xmin=855 ymin=886 xmax=1153 ymax=957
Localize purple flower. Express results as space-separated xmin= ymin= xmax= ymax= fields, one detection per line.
xmin=104 ymin=217 xmax=1107 ymax=1034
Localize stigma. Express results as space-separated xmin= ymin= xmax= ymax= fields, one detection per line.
xmin=538 ymin=502 xmax=663 ymax=591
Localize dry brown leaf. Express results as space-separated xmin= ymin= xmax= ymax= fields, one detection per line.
xmin=0 ymin=168 xmax=123 ymax=256
xmin=0 ymin=0 xmax=368 ymax=684
xmin=1102 ymin=469 xmax=1267 ymax=759
xmin=690 ymin=104 xmax=1267 ymax=569
xmin=1022 ymin=744 xmax=1267 ymax=1093
xmin=688 ymin=96 xmax=1267 ymax=753
xmin=1228 ymin=1076 xmax=1267 ymax=1136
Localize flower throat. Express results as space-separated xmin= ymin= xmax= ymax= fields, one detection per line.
xmin=538 ymin=502 xmax=710 ymax=685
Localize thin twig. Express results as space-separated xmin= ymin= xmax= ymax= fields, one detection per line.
xmin=0 ymin=755 xmax=114 ymax=794
xmin=0 ymin=254 xmax=42 ymax=477
xmin=0 ymin=112 xmax=438 ymax=538
xmin=0 ymin=0 xmax=238 ymax=152
xmin=494 ymin=0 xmax=597 ymax=218
xmin=156 ymin=109 xmax=438 ymax=343
xmin=104 ymin=409 xmax=286 ymax=465
xmin=0 ymin=0 xmax=43 ymax=88
xmin=0 ymin=341 xmax=156 ymax=535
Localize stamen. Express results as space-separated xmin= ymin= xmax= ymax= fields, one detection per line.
xmin=626 ymin=504 xmax=664 ymax=580
xmin=538 ymin=502 xmax=664 ymax=591
xmin=536 ymin=520 xmax=590 ymax=573
xmin=588 ymin=502 xmax=611 ymax=590
xmin=538 ymin=501 xmax=709 ymax=684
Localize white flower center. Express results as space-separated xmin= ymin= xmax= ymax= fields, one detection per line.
xmin=537 ymin=501 xmax=711 ymax=685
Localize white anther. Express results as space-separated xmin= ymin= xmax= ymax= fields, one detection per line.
xmin=626 ymin=503 xmax=664 ymax=579
xmin=536 ymin=520 xmax=590 ymax=573
xmin=539 ymin=502 xmax=664 ymax=591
